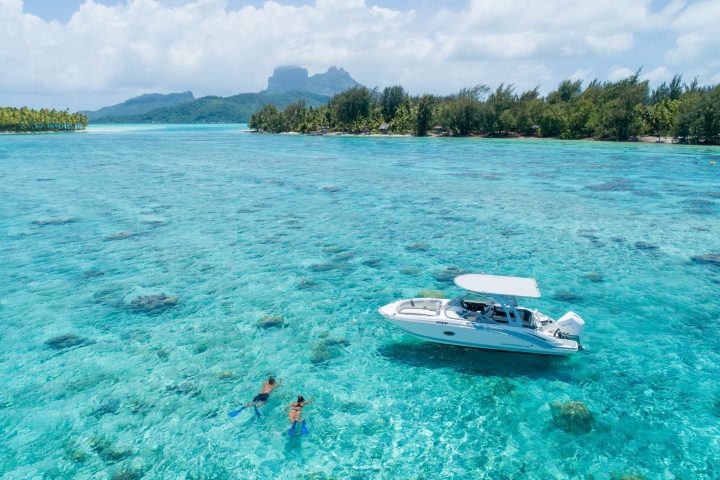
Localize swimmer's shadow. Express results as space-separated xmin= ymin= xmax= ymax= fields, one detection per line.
xmin=378 ymin=341 xmax=571 ymax=380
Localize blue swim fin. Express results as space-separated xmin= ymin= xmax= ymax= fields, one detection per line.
xmin=300 ymin=420 xmax=309 ymax=435
xmin=228 ymin=406 xmax=246 ymax=417
xmin=288 ymin=422 xmax=298 ymax=437
xmin=253 ymin=405 xmax=261 ymax=417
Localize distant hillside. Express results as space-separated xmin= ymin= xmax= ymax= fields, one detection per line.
xmin=93 ymin=90 xmax=330 ymax=124
xmin=87 ymin=66 xmax=360 ymax=124
xmin=266 ymin=66 xmax=361 ymax=96
xmin=83 ymin=91 xmax=194 ymax=121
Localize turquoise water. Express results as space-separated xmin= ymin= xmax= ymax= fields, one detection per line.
xmin=1 ymin=124 xmax=719 ymax=479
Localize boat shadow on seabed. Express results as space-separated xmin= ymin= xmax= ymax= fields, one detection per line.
xmin=377 ymin=340 xmax=574 ymax=381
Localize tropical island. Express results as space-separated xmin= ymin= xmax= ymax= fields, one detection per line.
xmin=248 ymin=72 xmax=720 ymax=145
xmin=0 ymin=107 xmax=88 ymax=133
xmin=81 ymin=66 xmax=360 ymax=124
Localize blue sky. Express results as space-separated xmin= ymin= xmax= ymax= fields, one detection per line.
xmin=3 ymin=0 xmax=719 ymax=110
xmin=22 ymin=0 xmax=467 ymax=22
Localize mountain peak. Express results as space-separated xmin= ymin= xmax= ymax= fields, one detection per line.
xmin=265 ymin=66 xmax=361 ymax=96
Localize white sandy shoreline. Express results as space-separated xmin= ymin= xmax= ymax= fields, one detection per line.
xmin=270 ymin=130 xmax=707 ymax=145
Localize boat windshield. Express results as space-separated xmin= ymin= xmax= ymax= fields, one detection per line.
xmin=456 ymin=293 xmax=536 ymax=328
xmin=459 ymin=293 xmax=493 ymax=312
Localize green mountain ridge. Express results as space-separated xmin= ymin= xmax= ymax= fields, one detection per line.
xmin=91 ymin=91 xmax=330 ymax=124
xmin=83 ymin=91 xmax=195 ymax=120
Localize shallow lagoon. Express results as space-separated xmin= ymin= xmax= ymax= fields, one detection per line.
xmin=1 ymin=125 xmax=719 ymax=479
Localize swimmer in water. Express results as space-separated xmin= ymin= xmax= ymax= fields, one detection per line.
xmin=287 ymin=394 xmax=312 ymax=436
xmin=228 ymin=375 xmax=282 ymax=417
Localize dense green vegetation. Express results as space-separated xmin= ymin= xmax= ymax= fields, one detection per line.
xmin=92 ymin=91 xmax=330 ymax=124
xmin=248 ymin=73 xmax=720 ymax=144
xmin=83 ymin=91 xmax=195 ymax=121
xmin=0 ymin=107 xmax=88 ymax=132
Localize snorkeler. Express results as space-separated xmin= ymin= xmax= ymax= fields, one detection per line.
xmin=287 ymin=394 xmax=312 ymax=436
xmin=228 ymin=375 xmax=282 ymax=417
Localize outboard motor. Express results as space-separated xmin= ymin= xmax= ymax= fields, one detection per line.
xmin=555 ymin=311 xmax=585 ymax=346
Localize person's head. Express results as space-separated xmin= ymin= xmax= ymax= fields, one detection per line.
xmin=297 ymin=395 xmax=305 ymax=403
xmin=268 ymin=375 xmax=275 ymax=385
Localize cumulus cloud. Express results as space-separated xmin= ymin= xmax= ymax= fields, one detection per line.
xmin=0 ymin=0 xmax=717 ymax=109
xmin=608 ymin=66 xmax=636 ymax=81
xmin=568 ymin=68 xmax=596 ymax=83
xmin=666 ymin=1 xmax=720 ymax=67
xmin=641 ymin=66 xmax=673 ymax=84
xmin=585 ymin=33 xmax=634 ymax=55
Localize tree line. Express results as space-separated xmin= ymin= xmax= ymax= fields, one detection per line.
xmin=249 ymin=72 xmax=720 ymax=144
xmin=0 ymin=107 xmax=88 ymax=132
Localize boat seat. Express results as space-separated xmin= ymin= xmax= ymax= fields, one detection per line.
xmin=399 ymin=308 xmax=437 ymax=316
xmin=461 ymin=301 xmax=488 ymax=313
xmin=490 ymin=308 xmax=533 ymax=325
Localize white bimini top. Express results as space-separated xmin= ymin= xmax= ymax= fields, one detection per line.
xmin=454 ymin=274 xmax=541 ymax=298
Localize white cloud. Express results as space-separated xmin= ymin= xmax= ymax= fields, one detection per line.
xmin=666 ymin=0 xmax=720 ymax=66
xmin=0 ymin=0 xmax=717 ymax=110
xmin=568 ymin=68 xmax=596 ymax=83
xmin=642 ymin=66 xmax=673 ymax=84
xmin=608 ymin=66 xmax=636 ymax=81
xmin=585 ymin=33 xmax=634 ymax=55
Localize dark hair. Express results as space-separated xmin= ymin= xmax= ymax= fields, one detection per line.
xmin=268 ymin=375 xmax=275 ymax=385
xmin=297 ymin=395 xmax=305 ymax=403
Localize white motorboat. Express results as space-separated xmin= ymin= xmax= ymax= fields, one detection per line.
xmin=378 ymin=274 xmax=585 ymax=356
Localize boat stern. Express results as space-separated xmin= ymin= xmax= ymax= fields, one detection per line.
xmin=555 ymin=311 xmax=585 ymax=345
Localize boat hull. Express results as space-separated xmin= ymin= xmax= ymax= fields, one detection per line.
xmin=380 ymin=304 xmax=578 ymax=356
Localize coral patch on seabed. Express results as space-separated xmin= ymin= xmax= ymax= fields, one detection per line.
xmin=550 ymin=400 xmax=594 ymax=433
xmin=585 ymin=178 xmax=634 ymax=192
xmin=691 ymin=253 xmax=720 ymax=266
xmin=581 ymin=272 xmax=604 ymax=283
xmin=89 ymin=436 xmax=134 ymax=463
xmin=82 ymin=269 xmax=106 ymax=278
xmin=308 ymin=261 xmax=348 ymax=272
xmin=45 ymin=334 xmax=89 ymax=349
xmin=416 ymin=289 xmax=445 ymax=298
xmin=126 ymin=293 xmax=178 ymax=314
xmin=361 ymin=258 xmax=383 ymax=268
xmin=92 ymin=398 xmax=120 ymax=418
xmin=610 ymin=473 xmax=646 ymax=480
xmin=552 ymin=290 xmax=584 ymax=302
xmin=256 ymin=315 xmax=286 ymax=329
xmin=432 ymin=266 xmax=467 ymax=283
xmin=400 ymin=266 xmax=421 ymax=275
xmin=310 ymin=337 xmax=350 ymax=364
xmin=32 ymin=216 xmax=78 ymax=226
xmin=334 ymin=251 xmax=354 ymax=260
xmin=634 ymin=241 xmax=659 ymax=251
xmin=405 ymin=242 xmax=430 ymax=252
xmin=297 ymin=279 xmax=318 ymax=290
xmin=165 ymin=381 xmax=200 ymax=396
xmin=309 ymin=343 xmax=335 ymax=364
xmin=140 ymin=215 xmax=169 ymax=227
xmin=322 ymin=337 xmax=350 ymax=347
xmin=110 ymin=467 xmax=145 ymax=480
xmin=104 ymin=231 xmax=137 ymax=240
